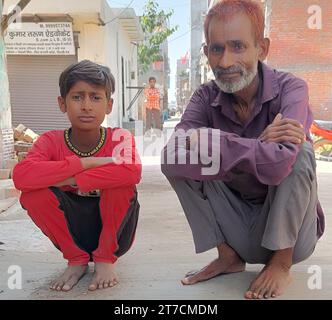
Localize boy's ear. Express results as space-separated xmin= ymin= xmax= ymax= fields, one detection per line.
xmin=58 ymin=96 xmax=67 ymax=113
xmin=106 ymin=98 xmax=113 ymax=115
xmin=203 ymin=44 xmax=208 ymax=57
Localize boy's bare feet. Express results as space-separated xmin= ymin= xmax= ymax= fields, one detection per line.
xmin=88 ymin=262 xmax=118 ymax=291
xmin=50 ymin=265 xmax=88 ymax=292
xmin=182 ymin=243 xmax=245 ymax=285
xmin=245 ymin=248 xmax=293 ymax=299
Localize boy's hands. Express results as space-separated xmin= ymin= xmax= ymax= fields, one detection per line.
xmin=53 ymin=157 xmax=115 ymax=187
xmin=258 ymin=113 xmax=306 ymax=144
xmin=80 ymin=157 xmax=115 ymax=170
xmin=53 ymin=177 xmax=77 ymax=187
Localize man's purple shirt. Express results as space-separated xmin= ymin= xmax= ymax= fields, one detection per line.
xmin=161 ymin=61 xmax=324 ymax=238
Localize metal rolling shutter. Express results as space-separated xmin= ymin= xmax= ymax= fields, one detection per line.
xmin=7 ymin=55 xmax=77 ymax=134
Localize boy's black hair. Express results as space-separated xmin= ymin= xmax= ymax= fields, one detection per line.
xmin=148 ymin=76 xmax=156 ymax=82
xmin=59 ymin=60 xmax=115 ymax=100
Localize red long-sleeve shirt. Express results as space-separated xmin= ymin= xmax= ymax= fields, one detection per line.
xmin=13 ymin=128 xmax=142 ymax=193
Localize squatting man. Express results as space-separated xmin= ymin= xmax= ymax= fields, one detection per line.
xmin=161 ymin=0 xmax=325 ymax=299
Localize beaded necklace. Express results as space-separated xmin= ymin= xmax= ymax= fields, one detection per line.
xmin=64 ymin=127 xmax=106 ymax=157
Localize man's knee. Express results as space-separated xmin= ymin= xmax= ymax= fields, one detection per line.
xmin=293 ymin=242 xmax=316 ymax=264
xmin=291 ymin=142 xmax=316 ymax=178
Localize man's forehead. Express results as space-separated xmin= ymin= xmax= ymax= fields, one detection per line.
xmin=208 ymin=13 xmax=255 ymax=43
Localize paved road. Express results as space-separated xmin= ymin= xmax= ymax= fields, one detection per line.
xmin=0 ymin=120 xmax=331 ymax=300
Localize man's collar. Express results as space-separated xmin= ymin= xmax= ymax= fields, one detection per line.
xmin=211 ymin=61 xmax=280 ymax=108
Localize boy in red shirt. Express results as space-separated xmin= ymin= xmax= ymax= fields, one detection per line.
xmin=12 ymin=60 xmax=142 ymax=292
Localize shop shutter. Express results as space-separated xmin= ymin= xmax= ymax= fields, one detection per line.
xmin=7 ymin=55 xmax=77 ymax=134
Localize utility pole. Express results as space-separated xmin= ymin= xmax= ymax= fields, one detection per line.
xmin=1 ymin=0 xmax=31 ymax=32
xmin=0 ymin=0 xmax=31 ymax=166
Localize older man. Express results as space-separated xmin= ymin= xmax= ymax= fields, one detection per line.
xmin=161 ymin=0 xmax=324 ymax=299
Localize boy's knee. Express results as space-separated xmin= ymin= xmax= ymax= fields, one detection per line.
xmin=100 ymin=186 xmax=136 ymax=199
xmin=20 ymin=188 xmax=54 ymax=209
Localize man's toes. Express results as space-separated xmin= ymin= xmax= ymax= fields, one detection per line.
xmin=185 ymin=270 xmax=197 ymax=278
xmin=258 ymin=287 xmax=268 ymax=299
xmin=245 ymin=284 xmax=259 ymax=299
xmin=181 ymin=275 xmax=196 ymax=285
xmin=256 ymin=284 xmax=270 ymax=299
xmin=103 ymin=281 xmax=109 ymax=289
xmin=244 ymin=290 xmax=254 ymax=299
xmin=271 ymin=288 xmax=281 ymax=298
xmin=255 ymin=285 xmax=268 ymax=299
xmin=98 ymin=281 xmax=104 ymax=290
xmin=182 ymin=270 xmax=208 ymax=285
xmin=262 ymin=286 xmax=273 ymax=299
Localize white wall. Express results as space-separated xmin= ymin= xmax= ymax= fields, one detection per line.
xmin=104 ymin=18 xmax=139 ymax=128
xmin=190 ymin=0 xmax=207 ymax=92
xmin=3 ymin=0 xmax=140 ymax=128
xmin=103 ymin=18 xmax=120 ymax=128
xmin=3 ymin=0 xmax=102 ymax=15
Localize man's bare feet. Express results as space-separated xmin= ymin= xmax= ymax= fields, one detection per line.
xmin=245 ymin=263 xmax=292 ymax=299
xmin=245 ymin=248 xmax=293 ymax=299
xmin=88 ymin=262 xmax=118 ymax=291
xmin=50 ymin=265 xmax=88 ymax=292
xmin=182 ymin=243 xmax=245 ymax=285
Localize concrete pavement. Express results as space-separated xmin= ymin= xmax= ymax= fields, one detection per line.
xmin=0 ymin=122 xmax=331 ymax=300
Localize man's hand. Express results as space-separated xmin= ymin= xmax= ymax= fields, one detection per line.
xmin=186 ymin=128 xmax=203 ymax=151
xmin=258 ymin=113 xmax=306 ymax=144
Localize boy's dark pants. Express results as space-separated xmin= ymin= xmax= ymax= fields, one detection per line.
xmin=165 ymin=142 xmax=319 ymax=264
xmin=20 ymin=186 xmax=140 ymax=265
xmin=146 ymin=108 xmax=162 ymax=131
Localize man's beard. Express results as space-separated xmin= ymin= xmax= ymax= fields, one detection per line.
xmin=213 ymin=64 xmax=258 ymax=94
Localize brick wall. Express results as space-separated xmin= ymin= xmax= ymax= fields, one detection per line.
xmin=267 ymin=0 xmax=332 ymax=120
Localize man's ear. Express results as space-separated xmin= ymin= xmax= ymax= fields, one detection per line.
xmin=106 ymin=98 xmax=113 ymax=115
xmin=58 ymin=96 xmax=66 ymax=113
xmin=203 ymin=44 xmax=208 ymax=57
xmin=258 ymin=38 xmax=270 ymax=61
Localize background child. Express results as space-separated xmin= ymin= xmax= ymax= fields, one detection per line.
xmin=13 ymin=60 xmax=142 ymax=292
